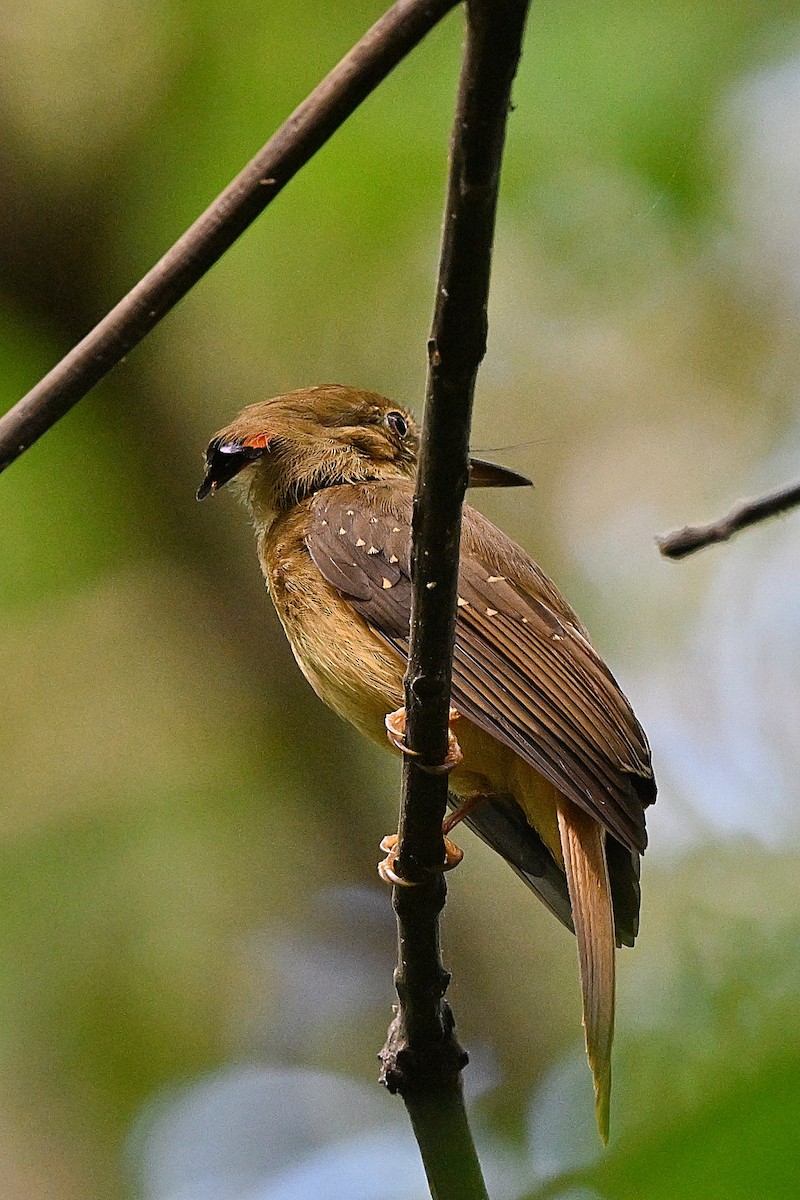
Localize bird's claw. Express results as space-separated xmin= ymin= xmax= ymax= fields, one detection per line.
xmin=442 ymin=835 xmax=464 ymax=870
xmin=384 ymin=706 xmax=463 ymax=774
xmin=384 ymin=710 xmax=420 ymax=758
xmin=377 ymin=834 xmax=415 ymax=886
xmin=377 ymin=832 xmax=464 ymax=886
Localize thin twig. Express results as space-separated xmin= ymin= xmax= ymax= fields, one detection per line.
xmin=0 ymin=0 xmax=459 ymax=475
xmin=657 ymin=478 xmax=800 ymax=559
xmin=378 ymin=2 xmax=532 ymax=1197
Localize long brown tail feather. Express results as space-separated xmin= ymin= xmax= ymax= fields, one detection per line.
xmin=556 ymin=797 xmax=615 ymax=1144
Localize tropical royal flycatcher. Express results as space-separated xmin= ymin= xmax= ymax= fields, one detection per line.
xmin=198 ymin=384 xmax=656 ymax=1140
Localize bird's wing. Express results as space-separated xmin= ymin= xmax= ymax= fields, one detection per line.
xmin=307 ymin=484 xmax=654 ymax=858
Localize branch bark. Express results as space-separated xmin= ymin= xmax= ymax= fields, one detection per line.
xmin=0 ymin=0 xmax=459 ymax=475
xmin=378 ymin=2 xmax=532 ymax=1196
xmin=657 ymin=477 xmax=800 ymax=559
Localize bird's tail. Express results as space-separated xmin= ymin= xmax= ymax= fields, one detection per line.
xmin=556 ymin=797 xmax=615 ymax=1144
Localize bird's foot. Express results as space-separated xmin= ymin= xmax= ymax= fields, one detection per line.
xmin=377 ymin=834 xmax=414 ymax=887
xmin=384 ymin=706 xmax=463 ymax=774
xmin=377 ymin=832 xmax=464 ymax=887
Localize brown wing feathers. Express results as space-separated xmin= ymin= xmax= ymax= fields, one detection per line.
xmin=453 ymin=605 xmax=647 ymax=853
xmin=307 ymin=483 xmax=653 ymax=851
xmin=307 ymin=478 xmax=653 ymax=882
xmin=457 ymin=560 xmax=652 ymax=793
xmin=309 ymin=498 xmax=411 ymax=637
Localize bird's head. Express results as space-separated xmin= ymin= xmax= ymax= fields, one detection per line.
xmin=197 ymin=384 xmax=530 ymax=521
xmin=197 ymin=386 xmax=419 ymax=519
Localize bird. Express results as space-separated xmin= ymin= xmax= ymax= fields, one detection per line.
xmin=197 ymin=384 xmax=656 ymax=1141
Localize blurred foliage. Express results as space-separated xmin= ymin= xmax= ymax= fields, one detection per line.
xmin=2 ymin=1 xmax=800 ymax=1197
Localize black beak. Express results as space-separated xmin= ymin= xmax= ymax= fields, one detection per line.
xmin=468 ymin=457 xmax=532 ymax=489
xmin=196 ymin=440 xmax=267 ymax=500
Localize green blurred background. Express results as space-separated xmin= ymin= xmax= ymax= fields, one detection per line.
xmin=2 ymin=2 xmax=800 ymax=1197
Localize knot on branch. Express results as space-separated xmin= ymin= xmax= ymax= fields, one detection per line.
xmin=379 ymin=1000 xmax=469 ymax=1094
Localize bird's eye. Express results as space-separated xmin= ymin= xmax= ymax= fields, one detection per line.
xmin=385 ymin=411 xmax=408 ymax=438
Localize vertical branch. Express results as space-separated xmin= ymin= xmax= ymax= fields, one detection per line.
xmin=379 ymin=2 xmax=532 ymax=1197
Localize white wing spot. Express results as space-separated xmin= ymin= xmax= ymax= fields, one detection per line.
xmin=485 ymin=607 xmax=498 ymax=617
xmin=320 ymin=519 xmax=327 ymax=526
xmin=389 ymin=554 xmax=399 ymax=564
xmin=346 ymin=510 xmax=354 ymax=516
xmin=486 ymin=575 xmax=505 ymax=583
xmin=521 ymin=616 xmax=528 ymax=623
xmin=382 ymin=578 xmax=393 ymax=589
xmin=355 ymin=537 xmax=366 ymax=547
xmin=370 ymin=517 xmax=378 ymax=524
xmin=368 ymin=546 xmax=379 ymax=555
xmin=392 ymin=526 xmax=401 ymax=533
xmin=338 ymin=527 xmax=346 ymax=535
xmin=457 ymin=597 xmax=469 ymax=607
xmin=426 ymin=581 xmax=437 ymax=590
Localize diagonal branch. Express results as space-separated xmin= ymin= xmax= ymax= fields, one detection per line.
xmin=657 ymin=477 xmax=800 ymax=559
xmin=379 ymin=2 xmax=532 ymax=1196
xmin=0 ymin=0 xmax=459 ymax=475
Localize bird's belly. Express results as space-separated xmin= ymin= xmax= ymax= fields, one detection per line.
xmin=268 ymin=565 xmax=406 ymax=747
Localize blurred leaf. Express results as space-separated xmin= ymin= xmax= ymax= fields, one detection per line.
xmin=588 ymin=1058 xmax=800 ymax=1200
xmin=522 ymin=848 xmax=800 ymax=1199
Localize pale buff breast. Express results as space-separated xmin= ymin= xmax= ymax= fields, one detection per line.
xmin=260 ymin=510 xmax=406 ymax=747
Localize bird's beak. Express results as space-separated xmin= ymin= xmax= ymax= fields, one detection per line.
xmin=468 ymin=457 xmax=532 ymax=489
xmin=196 ymin=435 xmax=270 ymax=500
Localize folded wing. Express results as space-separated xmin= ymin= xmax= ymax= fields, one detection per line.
xmin=306 ymin=481 xmax=655 ymax=943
